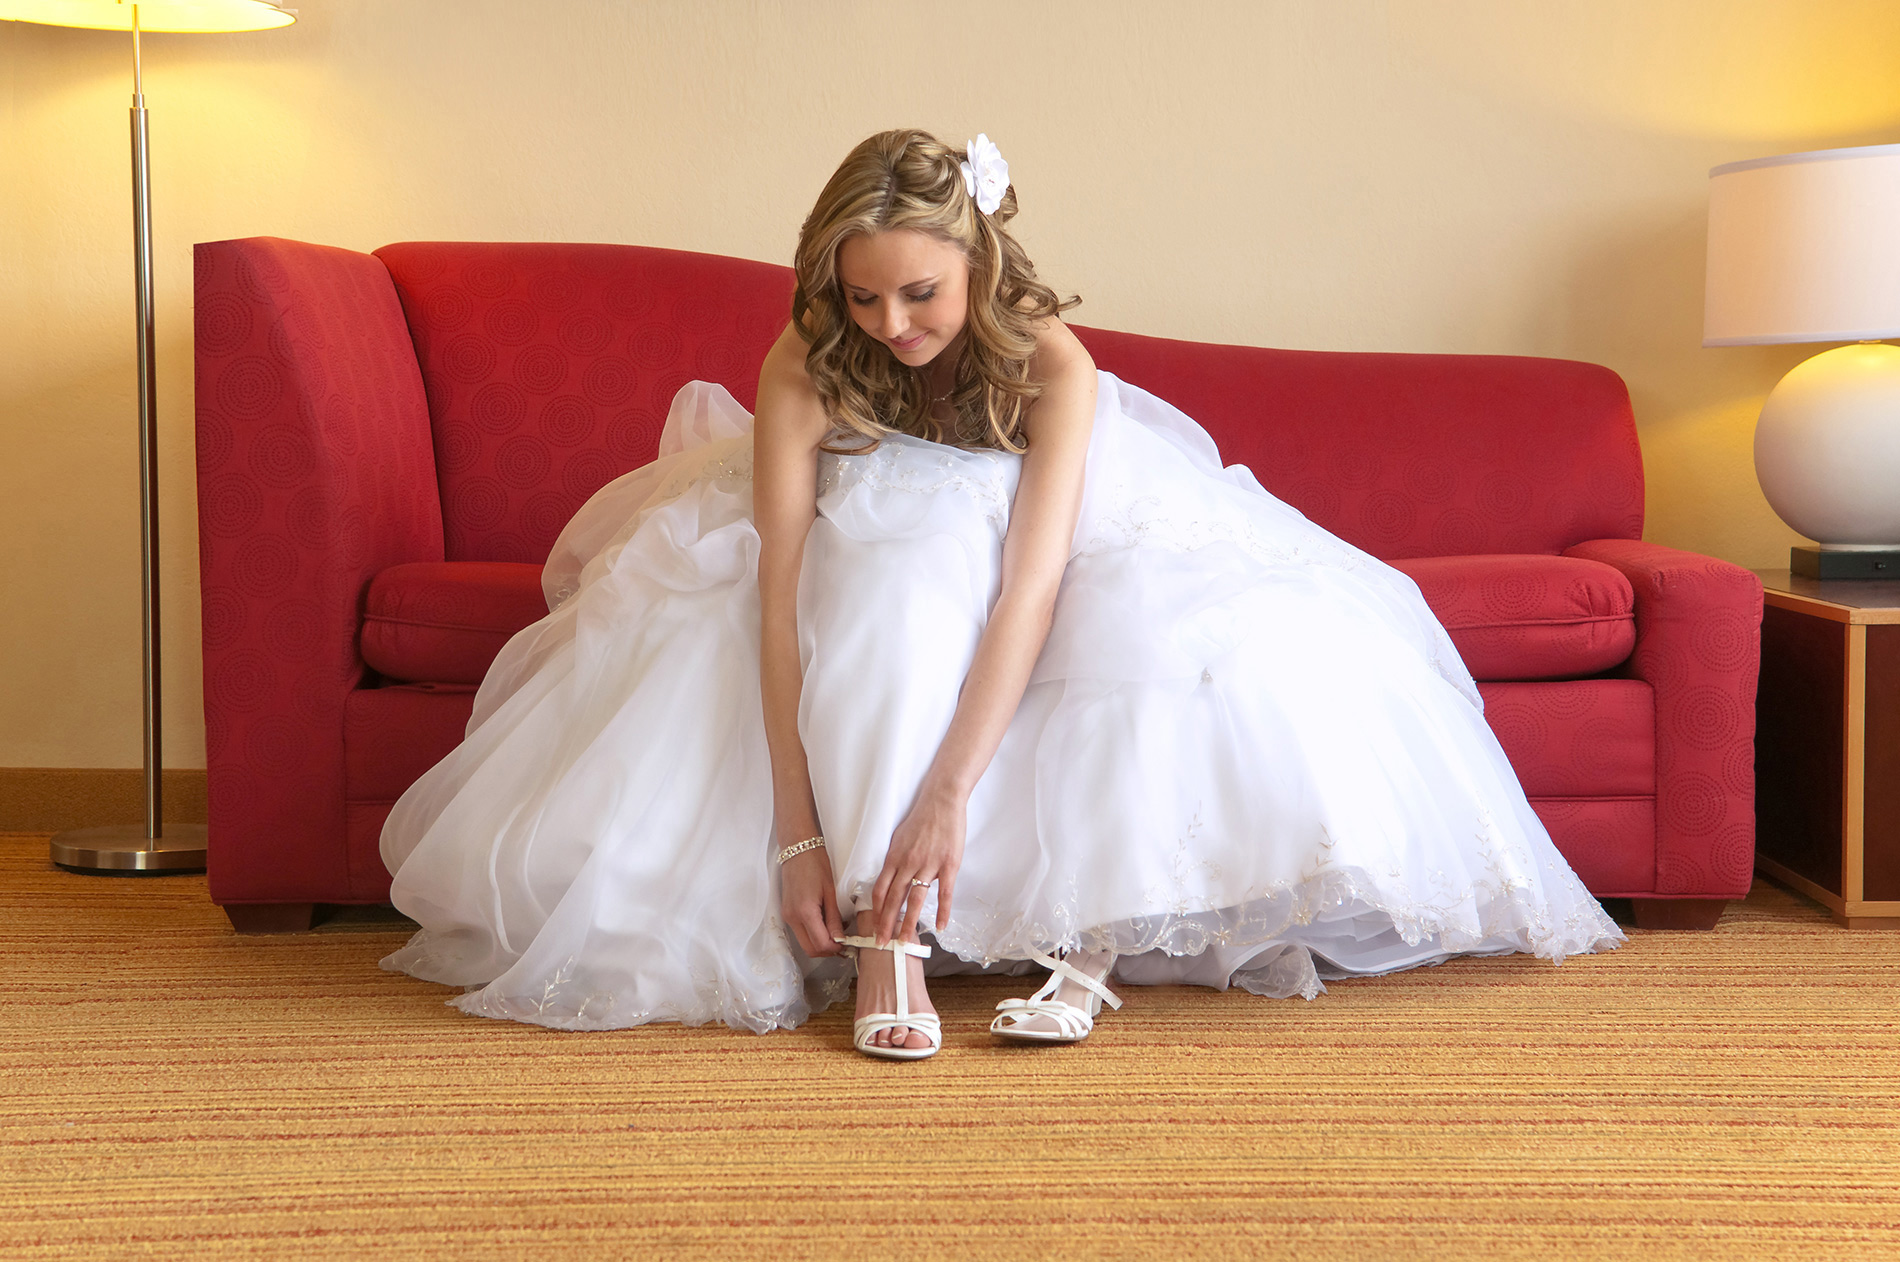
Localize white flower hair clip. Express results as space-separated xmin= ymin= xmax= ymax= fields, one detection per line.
xmin=960 ymin=134 xmax=1010 ymax=216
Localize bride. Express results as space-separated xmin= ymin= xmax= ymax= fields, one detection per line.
xmin=380 ymin=129 xmax=1622 ymax=1059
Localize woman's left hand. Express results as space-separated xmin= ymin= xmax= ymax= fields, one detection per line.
xmin=870 ymin=784 xmax=967 ymax=945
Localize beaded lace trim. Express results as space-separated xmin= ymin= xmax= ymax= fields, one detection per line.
xmin=817 ymin=439 xmax=1016 ymax=531
xmin=384 ymin=853 xmax=1621 ymax=1033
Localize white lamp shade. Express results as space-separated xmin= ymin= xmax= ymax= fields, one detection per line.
xmin=1704 ymin=143 xmax=1900 ymax=346
xmin=0 ymin=0 xmax=293 ymax=32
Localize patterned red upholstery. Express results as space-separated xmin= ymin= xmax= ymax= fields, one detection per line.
xmin=1070 ymin=326 xmax=1646 ymax=559
xmin=362 ymin=561 xmax=546 ymax=685
xmin=1389 ymin=554 xmax=1636 ymax=681
xmin=374 ymin=243 xmax=794 ymax=563
xmin=1481 ymin=679 xmax=1653 ymax=797
xmin=1566 ymin=539 xmax=1763 ymax=898
xmin=1526 ymin=798 xmax=1658 ymax=895
xmin=194 ymin=238 xmax=444 ymax=907
xmin=1480 ymin=678 xmax=1659 ymax=896
xmin=342 ymin=684 xmax=476 ymax=900
xmin=195 ymin=237 xmax=1763 ymax=925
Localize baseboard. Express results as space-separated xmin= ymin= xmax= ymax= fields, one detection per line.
xmin=0 ymin=768 xmax=208 ymax=832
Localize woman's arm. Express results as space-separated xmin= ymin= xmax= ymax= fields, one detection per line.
xmin=870 ymin=320 xmax=1099 ymax=943
xmin=753 ymin=325 xmax=846 ymax=959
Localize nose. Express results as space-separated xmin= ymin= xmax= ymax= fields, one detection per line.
xmin=875 ymin=299 xmax=908 ymax=340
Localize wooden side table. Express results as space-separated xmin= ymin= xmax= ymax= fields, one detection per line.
xmin=1754 ymin=570 xmax=1900 ymax=927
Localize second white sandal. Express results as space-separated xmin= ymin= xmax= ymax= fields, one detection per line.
xmin=991 ymin=949 xmax=1122 ymax=1044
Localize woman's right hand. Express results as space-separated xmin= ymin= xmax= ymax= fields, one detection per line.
xmin=779 ymin=846 xmax=846 ymax=958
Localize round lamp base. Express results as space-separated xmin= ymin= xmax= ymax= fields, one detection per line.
xmin=1756 ymin=343 xmax=1900 ymax=545
xmin=51 ymin=824 xmax=207 ymax=874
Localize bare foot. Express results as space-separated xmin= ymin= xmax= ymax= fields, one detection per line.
xmin=850 ymin=912 xmax=937 ymax=1052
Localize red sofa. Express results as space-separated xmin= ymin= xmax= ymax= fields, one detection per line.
xmin=193 ymin=237 xmax=1763 ymax=932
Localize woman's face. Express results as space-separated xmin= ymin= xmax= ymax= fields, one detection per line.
xmin=836 ymin=229 xmax=970 ymax=369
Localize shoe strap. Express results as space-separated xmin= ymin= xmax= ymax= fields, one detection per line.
xmin=1029 ymin=949 xmax=1123 ymax=1010
xmin=836 ymin=935 xmax=933 ymax=1022
xmin=835 ymin=935 xmax=932 ymax=959
xmin=854 ymin=1010 xmax=943 ymax=1054
xmin=855 ymin=1011 xmax=943 ymax=1040
xmin=993 ymin=997 xmax=1093 ymax=1039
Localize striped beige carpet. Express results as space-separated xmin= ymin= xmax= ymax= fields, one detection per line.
xmin=3 ymin=832 xmax=1897 ymax=1260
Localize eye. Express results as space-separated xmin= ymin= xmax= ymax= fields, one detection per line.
xmin=849 ymin=293 xmax=876 ymax=306
xmin=909 ymin=289 xmax=936 ymax=303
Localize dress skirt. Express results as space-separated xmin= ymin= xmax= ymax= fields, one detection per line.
xmin=379 ymin=371 xmax=1622 ymax=1031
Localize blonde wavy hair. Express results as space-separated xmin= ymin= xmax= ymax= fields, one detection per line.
xmin=792 ymin=128 xmax=1078 ymax=454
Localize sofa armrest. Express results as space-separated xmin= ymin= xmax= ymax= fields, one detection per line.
xmin=1563 ymin=538 xmax=1763 ymax=896
xmin=195 ymin=237 xmax=445 ymax=905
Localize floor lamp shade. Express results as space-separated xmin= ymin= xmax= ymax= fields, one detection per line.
xmin=0 ymin=1 xmax=293 ymax=32
xmin=1704 ymin=144 xmax=1900 ymax=561
xmin=4 ymin=0 xmax=296 ymax=870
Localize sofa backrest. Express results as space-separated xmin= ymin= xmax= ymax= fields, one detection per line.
xmin=376 ymin=242 xmax=1643 ymax=564
xmin=376 ymin=242 xmax=794 ymax=563
xmin=194 ymin=236 xmax=447 ymax=900
xmin=1073 ymin=326 xmax=1644 ymax=558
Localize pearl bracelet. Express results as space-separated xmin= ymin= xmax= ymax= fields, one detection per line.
xmin=776 ymin=836 xmax=825 ymax=865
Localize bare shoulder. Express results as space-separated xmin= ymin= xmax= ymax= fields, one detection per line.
xmin=755 ymin=322 xmax=830 ymax=448
xmin=1020 ymin=316 xmax=1097 ymax=450
xmin=1029 ymin=315 xmax=1095 ymax=386
xmin=757 ymin=321 xmax=814 ymax=394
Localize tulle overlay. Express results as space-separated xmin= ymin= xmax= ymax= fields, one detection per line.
xmin=380 ymin=372 xmax=1621 ymax=1032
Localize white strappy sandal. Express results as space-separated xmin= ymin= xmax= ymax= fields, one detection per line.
xmin=990 ymin=949 xmax=1122 ymax=1044
xmin=836 ymin=935 xmax=942 ymax=1061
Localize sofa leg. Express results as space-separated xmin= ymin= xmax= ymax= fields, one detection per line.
xmin=224 ymin=902 xmax=317 ymax=933
xmin=1631 ymin=898 xmax=1727 ymax=931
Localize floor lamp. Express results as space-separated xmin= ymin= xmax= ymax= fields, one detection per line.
xmin=1 ymin=0 xmax=295 ymax=872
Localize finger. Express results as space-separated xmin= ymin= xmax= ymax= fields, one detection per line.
xmin=903 ymin=880 xmax=928 ymax=942
xmin=870 ymin=864 xmax=897 ymax=924
xmin=877 ymin=872 xmax=910 ymax=945
xmin=935 ymin=871 xmax=956 ymax=933
xmin=795 ymin=909 xmax=822 ymax=956
xmin=813 ymin=900 xmax=843 ymax=961
xmin=806 ymin=912 xmax=840 ymax=957
xmin=818 ymin=910 xmax=848 ymax=957
xmin=783 ymin=912 xmax=813 ymax=958
xmin=822 ymin=884 xmax=846 ymax=944
xmin=895 ymin=875 xmax=925 ymax=943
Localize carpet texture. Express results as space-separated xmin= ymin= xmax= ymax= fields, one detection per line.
xmin=3 ymin=831 xmax=1897 ymax=1259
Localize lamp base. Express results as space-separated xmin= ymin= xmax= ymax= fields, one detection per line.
xmin=1755 ymin=344 xmax=1900 ymax=546
xmin=50 ymin=823 xmax=207 ymax=874
xmin=1792 ymin=545 xmax=1900 ymax=580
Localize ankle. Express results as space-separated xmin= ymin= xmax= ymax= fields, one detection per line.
xmin=852 ymin=912 xmax=919 ymax=943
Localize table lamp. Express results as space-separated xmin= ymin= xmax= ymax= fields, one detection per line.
xmin=1 ymin=0 xmax=296 ymax=872
xmin=1705 ymin=142 xmax=1900 ymax=580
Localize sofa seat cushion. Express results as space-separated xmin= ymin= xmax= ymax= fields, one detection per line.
xmin=1390 ymin=554 xmax=1635 ymax=681
xmin=361 ymin=562 xmax=548 ymax=685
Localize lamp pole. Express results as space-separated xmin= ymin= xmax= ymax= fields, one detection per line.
xmin=132 ymin=4 xmax=164 ymax=841
xmin=50 ymin=2 xmax=207 ymax=872
xmin=3 ymin=0 xmax=294 ymax=872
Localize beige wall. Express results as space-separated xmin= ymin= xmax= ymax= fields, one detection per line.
xmin=4 ymin=0 xmax=1898 ymax=769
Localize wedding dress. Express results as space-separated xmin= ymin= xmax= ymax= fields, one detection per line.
xmin=380 ymin=371 xmax=1622 ymax=1032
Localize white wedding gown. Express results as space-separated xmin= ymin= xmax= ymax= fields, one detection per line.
xmin=380 ymin=371 xmax=1622 ymax=1032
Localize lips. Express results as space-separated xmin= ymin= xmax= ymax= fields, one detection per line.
xmin=890 ymin=331 xmax=928 ymax=352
